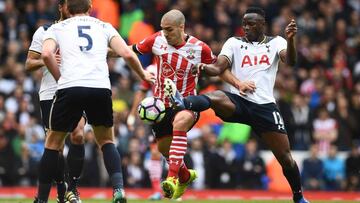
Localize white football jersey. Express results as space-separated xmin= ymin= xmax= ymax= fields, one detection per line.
xmin=220 ymin=36 xmax=287 ymax=104
xmin=29 ymin=25 xmax=57 ymax=101
xmin=44 ymin=16 xmax=120 ymax=90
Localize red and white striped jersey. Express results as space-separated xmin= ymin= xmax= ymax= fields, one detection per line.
xmin=135 ymin=31 xmax=216 ymax=107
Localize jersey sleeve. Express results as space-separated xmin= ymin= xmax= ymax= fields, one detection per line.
xmin=43 ymin=25 xmax=57 ymax=43
xmin=105 ymin=23 xmax=120 ymax=43
xmin=201 ymin=43 xmax=217 ymax=64
xmin=219 ymin=37 xmax=234 ymax=65
xmin=276 ymin=36 xmax=287 ymax=55
xmin=29 ymin=27 xmax=45 ymax=54
xmin=134 ymin=32 xmax=160 ymax=55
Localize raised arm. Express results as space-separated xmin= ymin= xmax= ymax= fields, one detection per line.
xmin=109 ymin=36 xmax=154 ymax=83
xmin=280 ymin=19 xmax=297 ymax=66
xmin=42 ymin=39 xmax=60 ymax=81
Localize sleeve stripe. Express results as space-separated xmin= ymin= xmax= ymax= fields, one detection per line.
xmin=28 ymin=50 xmax=41 ymax=55
xmin=219 ymin=54 xmax=232 ymax=66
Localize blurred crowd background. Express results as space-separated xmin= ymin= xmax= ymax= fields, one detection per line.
xmin=0 ymin=0 xmax=359 ymax=192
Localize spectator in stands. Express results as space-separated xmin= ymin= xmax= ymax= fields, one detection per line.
xmin=313 ymin=107 xmax=338 ymax=156
xmin=185 ymin=137 xmax=206 ymax=189
xmin=238 ymin=139 xmax=266 ymax=189
xmin=124 ymin=151 xmax=149 ymax=188
xmin=345 ymin=145 xmax=360 ymax=191
xmin=334 ymin=94 xmax=357 ymax=150
xmin=290 ymin=94 xmax=313 ymax=150
xmin=301 ymin=144 xmax=324 ymax=190
xmin=323 ymin=145 xmax=345 ymax=191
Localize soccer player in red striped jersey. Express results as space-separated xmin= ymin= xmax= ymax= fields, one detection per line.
xmin=131 ymin=9 xmax=216 ymax=199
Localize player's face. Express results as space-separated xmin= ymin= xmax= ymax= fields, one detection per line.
xmin=161 ymin=19 xmax=184 ymax=46
xmin=243 ymin=13 xmax=265 ymax=42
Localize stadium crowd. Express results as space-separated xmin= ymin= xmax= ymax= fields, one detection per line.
xmin=0 ymin=0 xmax=359 ymax=192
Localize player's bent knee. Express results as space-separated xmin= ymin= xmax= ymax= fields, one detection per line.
xmin=70 ymin=132 xmax=84 ymax=144
xmin=173 ymin=111 xmax=195 ymax=130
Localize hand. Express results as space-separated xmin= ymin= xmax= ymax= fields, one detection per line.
xmin=236 ymin=81 xmax=256 ymax=96
xmin=285 ymin=19 xmax=297 ymax=39
xmin=127 ymin=114 xmax=136 ymax=131
xmin=191 ymin=63 xmax=206 ymax=76
xmin=54 ymin=48 xmax=61 ymax=65
xmin=143 ymin=70 xmax=156 ymax=84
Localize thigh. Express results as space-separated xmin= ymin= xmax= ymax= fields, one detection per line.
xmin=50 ymin=88 xmax=83 ymax=132
xmin=251 ymin=103 xmax=287 ymax=135
xmin=210 ymin=91 xmax=250 ymax=124
xmin=260 ymin=131 xmax=293 ymax=166
xmin=84 ymin=88 xmax=113 ymax=127
xmin=40 ymin=99 xmax=53 ymax=129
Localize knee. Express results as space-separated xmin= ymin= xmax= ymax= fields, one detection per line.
xmin=70 ymin=126 xmax=85 ymax=144
xmin=70 ymin=133 xmax=84 ymax=145
xmin=206 ymin=91 xmax=224 ymax=106
xmin=172 ymin=111 xmax=194 ymax=131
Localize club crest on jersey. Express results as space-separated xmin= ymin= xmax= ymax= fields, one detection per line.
xmin=186 ymin=48 xmax=195 ymax=59
xmin=241 ymin=54 xmax=270 ymax=68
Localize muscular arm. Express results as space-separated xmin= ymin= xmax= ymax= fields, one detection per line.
xmin=42 ymin=39 xmax=60 ymax=81
xmin=280 ymin=37 xmax=296 ymax=66
xmin=107 ymin=46 xmax=134 ymax=58
xmin=219 ymin=68 xmax=240 ymax=89
xmin=25 ymin=51 xmax=45 ymax=71
xmin=202 ymin=55 xmax=230 ymax=76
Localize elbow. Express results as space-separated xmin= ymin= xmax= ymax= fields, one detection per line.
xmin=25 ymin=60 xmax=31 ymax=72
xmin=41 ymin=51 xmax=52 ymax=61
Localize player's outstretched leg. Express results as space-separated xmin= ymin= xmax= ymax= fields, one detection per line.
xmin=164 ymin=78 xmax=230 ymax=113
xmin=261 ymin=132 xmax=309 ymax=203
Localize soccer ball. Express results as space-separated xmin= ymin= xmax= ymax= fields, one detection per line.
xmin=138 ymin=97 xmax=166 ymax=124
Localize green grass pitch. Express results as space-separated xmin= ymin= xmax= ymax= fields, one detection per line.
xmin=1 ymin=199 xmax=359 ymax=203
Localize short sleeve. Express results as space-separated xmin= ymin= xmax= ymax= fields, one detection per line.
xmin=105 ymin=23 xmax=120 ymax=43
xmin=219 ymin=37 xmax=235 ymax=65
xmin=29 ymin=27 xmax=45 ymax=54
xmin=43 ymin=25 xmax=57 ymax=43
xmin=276 ymin=36 xmax=287 ymax=55
xmin=201 ymin=43 xmax=217 ymax=64
xmin=135 ymin=32 xmax=160 ymax=54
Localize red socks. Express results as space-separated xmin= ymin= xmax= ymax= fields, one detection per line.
xmin=168 ymin=131 xmax=187 ymax=178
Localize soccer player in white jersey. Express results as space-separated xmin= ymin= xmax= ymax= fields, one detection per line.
xmin=26 ymin=1 xmax=84 ymax=203
xmin=34 ymin=0 xmax=154 ymax=203
xmin=131 ymin=10 xmax=216 ymax=199
xmin=165 ymin=7 xmax=310 ymax=203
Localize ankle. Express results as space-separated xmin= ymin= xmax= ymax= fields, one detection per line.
xmin=293 ymin=191 xmax=303 ymax=202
